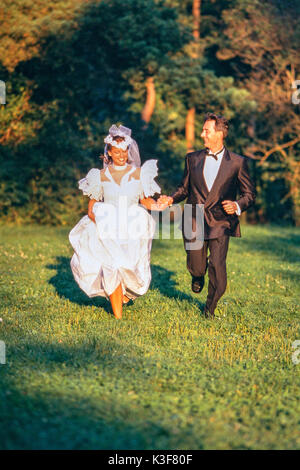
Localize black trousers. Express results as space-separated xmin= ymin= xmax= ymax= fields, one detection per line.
xmin=186 ymin=235 xmax=230 ymax=314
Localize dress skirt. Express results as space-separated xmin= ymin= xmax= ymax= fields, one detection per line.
xmin=69 ymin=202 xmax=156 ymax=300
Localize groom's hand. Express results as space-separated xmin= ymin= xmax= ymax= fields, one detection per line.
xmin=222 ymin=200 xmax=239 ymax=215
xmin=157 ymin=195 xmax=173 ymax=206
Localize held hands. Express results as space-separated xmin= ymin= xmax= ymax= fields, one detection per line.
xmin=144 ymin=194 xmax=173 ymax=211
xmin=156 ymin=195 xmax=173 ymax=211
xmin=222 ymin=200 xmax=238 ymax=215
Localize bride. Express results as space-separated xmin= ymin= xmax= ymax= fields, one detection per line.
xmin=69 ymin=125 xmax=168 ymax=319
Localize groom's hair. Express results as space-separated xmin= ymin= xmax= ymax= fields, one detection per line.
xmin=204 ymin=113 xmax=229 ymax=138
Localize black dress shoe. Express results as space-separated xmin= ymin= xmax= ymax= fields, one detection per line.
xmin=191 ymin=276 xmax=205 ymax=293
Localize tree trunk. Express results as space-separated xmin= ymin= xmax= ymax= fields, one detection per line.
xmin=193 ymin=0 xmax=201 ymax=41
xmin=185 ymin=0 xmax=201 ymax=151
xmin=186 ymin=107 xmax=195 ymax=152
xmin=141 ymin=76 xmax=156 ymax=125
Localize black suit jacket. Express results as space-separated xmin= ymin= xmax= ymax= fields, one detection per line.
xmin=171 ymin=147 xmax=256 ymax=239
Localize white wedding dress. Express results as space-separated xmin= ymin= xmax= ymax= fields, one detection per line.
xmin=69 ymin=160 xmax=161 ymax=300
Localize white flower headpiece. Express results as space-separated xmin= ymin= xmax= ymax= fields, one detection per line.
xmin=104 ymin=134 xmax=132 ymax=150
xmin=104 ymin=124 xmax=133 ymax=150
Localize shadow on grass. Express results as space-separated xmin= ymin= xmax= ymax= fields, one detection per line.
xmin=46 ymin=256 xmax=110 ymax=311
xmin=47 ymin=256 xmax=205 ymax=311
xmin=0 ymin=387 xmax=150 ymax=449
xmin=151 ymin=264 xmax=205 ymax=310
xmin=0 ymin=380 xmax=178 ymax=450
xmin=0 ymin=338 xmax=204 ymax=449
xmin=233 ymin=229 xmax=300 ymax=265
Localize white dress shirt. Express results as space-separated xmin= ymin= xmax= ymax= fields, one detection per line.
xmin=203 ymin=147 xmax=241 ymax=215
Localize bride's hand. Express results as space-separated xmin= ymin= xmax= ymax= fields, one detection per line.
xmin=88 ymin=211 xmax=96 ymax=223
xmin=152 ymin=202 xmax=169 ymax=211
xmin=140 ymin=196 xmax=169 ymax=211
xmin=157 ymin=195 xmax=173 ymax=206
xmin=88 ymin=198 xmax=97 ymax=223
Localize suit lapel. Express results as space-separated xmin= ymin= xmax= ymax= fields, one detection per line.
xmin=194 ymin=150 xmax=209 ymax=198
xmin=204 ymin=148 xmax=232 ymax=207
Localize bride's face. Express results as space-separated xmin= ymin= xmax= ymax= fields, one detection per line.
xmin=108 ymin=146 xmax=129 ymax=166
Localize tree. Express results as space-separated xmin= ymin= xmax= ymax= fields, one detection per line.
xmin=90 ymin=0 xmax=189 ymax=126
xmin=0 ymin=0 xmax=189 ymax=224
xmin=216 ymin=0 xmax=300 ymax=224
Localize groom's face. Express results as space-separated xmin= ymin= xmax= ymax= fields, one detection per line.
xmin=201 ymin=120 xmax=223 ymax=150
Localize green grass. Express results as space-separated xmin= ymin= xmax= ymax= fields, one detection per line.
xmin=0 ymin=223 xmax=299 ymax=450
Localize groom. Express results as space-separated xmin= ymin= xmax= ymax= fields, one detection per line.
xmin=158 ymin=113 xmax=256 ymax=318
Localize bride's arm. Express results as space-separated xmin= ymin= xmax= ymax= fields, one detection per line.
xmin=78 ymin=168 xmax=103 ymax=222
xmin=139 ymin=160 xmax=167 ymax=210
xmin=88 ymin=199 xmax=97 ymax=222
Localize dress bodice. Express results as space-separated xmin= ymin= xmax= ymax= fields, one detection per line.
xmin=78 ymin=160 xmax=161 ymax=206
xmin=102 ymin=166 xmax=143 ymax=207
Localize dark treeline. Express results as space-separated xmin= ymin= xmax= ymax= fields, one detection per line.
xmin=0 ymin=0 xmax=299 ymax=225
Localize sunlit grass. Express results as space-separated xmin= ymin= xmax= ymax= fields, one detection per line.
xmin=0 ymin=223 xmax=299 ymax=449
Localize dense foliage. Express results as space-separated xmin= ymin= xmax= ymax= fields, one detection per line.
xmin=0 ymin=0 xmax=299 ymax=225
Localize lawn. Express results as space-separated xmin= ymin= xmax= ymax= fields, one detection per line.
xmin=0 ymin=223 xmax=299 ymax=449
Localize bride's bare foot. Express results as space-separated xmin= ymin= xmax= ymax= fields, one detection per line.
xmin=123 ymin=295 xmax=131 ymax=304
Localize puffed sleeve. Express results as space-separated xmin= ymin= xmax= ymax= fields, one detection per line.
xmin=78 ymin=168 xmax=103 ymax=201
xmin=139 ymin=159 xmax=161 ymax=198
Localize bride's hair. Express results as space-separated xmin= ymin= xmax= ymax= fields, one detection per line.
xmin=100 ymin=125 xmax=141 ymax=168
xmin=99 ymin=135 xmax=127 ymax=165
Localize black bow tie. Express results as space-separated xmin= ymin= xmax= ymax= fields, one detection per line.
xmin=206 ymin=147 xmax=224 ymax=160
